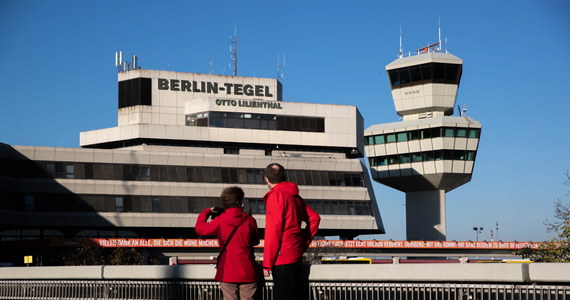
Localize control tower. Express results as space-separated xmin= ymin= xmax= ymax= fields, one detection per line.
xmin=364 ymin=42 xmax=482 ymax=241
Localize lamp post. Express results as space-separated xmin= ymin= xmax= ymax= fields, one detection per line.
xmin=472 ymin=226 xmax=483 ymax=241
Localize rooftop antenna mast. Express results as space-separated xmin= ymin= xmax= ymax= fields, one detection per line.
xmin=230 ymin=27 xmax=238 ymax=76
xmin=115 ymin=50 xmax=139 ymax=73
xmin=277 ymin=52 xmax=286 ymax=79
xmin=438 ymin=18 xmax=442 ymax=52
xmin=209 ymin=57 xmax=215 ymax=74
xmin=399 ymin=26 xmax=404 ymax=58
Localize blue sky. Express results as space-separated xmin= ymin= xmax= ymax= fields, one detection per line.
xmin=1 ymin=0 xmax=569 ymax=242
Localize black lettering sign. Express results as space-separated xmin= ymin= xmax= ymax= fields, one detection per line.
xmin=255 ymin=85 xmax=264 ymax=96
xmin=158 ymin=79 xmax=169 ymax=90
xmin=207 ymin=82 xmax=218 ymax=93
xmin=234 ymin=84 xmax=243 ymax=95
xmin=157 ymin=78 xmax=273 ymax=97
xmin=244 ymin=85 xmax=254 ymax=96
xmin=171 ymin=79 xmax=180 ymax=91
xmin=181 ymin=80 xmax=191 ymax=92
xmin=224 ymin=83 xmax=233 ymax=94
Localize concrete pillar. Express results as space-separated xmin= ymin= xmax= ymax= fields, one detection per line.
xmin=405 ymin=190 xmax=446 ymax=241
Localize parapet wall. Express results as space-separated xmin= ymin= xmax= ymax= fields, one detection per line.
xmin=1 ymin=264 xmax=569 ymax=283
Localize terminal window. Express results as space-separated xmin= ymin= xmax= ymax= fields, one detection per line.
xmin=186 ymin=111 xmax=325 ymax=132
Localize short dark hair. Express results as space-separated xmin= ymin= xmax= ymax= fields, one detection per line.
xmin=220 ymin=186 xmax=244 ymax=209
xmin=264 ymin=163 xmax=287 ymax=184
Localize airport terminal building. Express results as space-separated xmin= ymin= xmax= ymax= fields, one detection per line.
xmin=0 ymin=68 xmax=384 ymax=263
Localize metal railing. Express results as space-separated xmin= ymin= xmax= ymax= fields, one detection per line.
xmin=1 ymin=280 xmax=570 ymax=300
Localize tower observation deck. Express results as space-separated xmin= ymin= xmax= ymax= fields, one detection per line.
xmin=364 ymin=44 xmax=482 ymax=241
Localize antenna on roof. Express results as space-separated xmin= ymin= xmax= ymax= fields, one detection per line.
xmin=115 ymin=50 xmax=139 ymax=73
xmin=277 ymin=52 xmax=286 ymax=79
xmin=399 ymin=26 xmax=404 ymax=58
xmin=209 ymin=57 xmax=215 ymax=74
xmin=230 ymin=27 xmax=238 ymax=76
xmin=438 ymin=18 xmax=442 ymax=52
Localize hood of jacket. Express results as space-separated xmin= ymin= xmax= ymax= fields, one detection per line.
xmin=264 ymin=181 xmax=299 ymax=200
xmin=219 ymin=207 xmax=247 ymax=227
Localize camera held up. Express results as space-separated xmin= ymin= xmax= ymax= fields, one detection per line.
xmin=210 ymin=207 xmax=225 ymax=219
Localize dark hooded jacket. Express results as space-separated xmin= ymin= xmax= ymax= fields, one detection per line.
xmin=195 ymin=207 xmax=259 ymax=282
xmin=262 ymin=181 xmax=321 ymax=271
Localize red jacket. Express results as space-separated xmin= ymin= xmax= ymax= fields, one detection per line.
xmin=195 ymin=207 xmax=259 ymax=283
xmin=262 ymin=181 xmax=321 ymax=271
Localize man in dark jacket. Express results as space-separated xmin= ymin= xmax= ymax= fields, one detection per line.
xmin=195 ymin=186 xmax=260 ymax=300
xmin=262 ymin=163 xmax=321 ymax=300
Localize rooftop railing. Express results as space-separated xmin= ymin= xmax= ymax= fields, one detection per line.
xmin=0 ymin=264 xmax=569 ymax=299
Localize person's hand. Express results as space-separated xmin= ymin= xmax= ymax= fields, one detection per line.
xmin=263 ymin=269 xmax=271 ymax=277
xmin=209 ymin=207 xmax=215 ymax=212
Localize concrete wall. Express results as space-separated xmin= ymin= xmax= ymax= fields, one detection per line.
xmin=1 ymin=264 xmax=569 ymax=283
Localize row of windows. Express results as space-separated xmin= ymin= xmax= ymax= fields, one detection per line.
xmin=1 ymin=161 xmax=364 ymax=187
xmin=187 ymin=111 xmax=325 ymax=132
xmin=368 ymin=150 xmax=476 ymax=166
xmin=4 ymin=193 xmax=373 ymax=216
xmin=118 ymin=78 xmax=152 ymax=108
xmin=365 ymin=127 xmax=481 ymax=146
xmin=388 ymin=62 xmax=462 ymax=89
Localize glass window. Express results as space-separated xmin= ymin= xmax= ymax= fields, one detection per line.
xmin=398 ymin=68 xmax=410 ymax=85
xmin=55 ymin=163 xmax=65 ymax=178
xmin=396 ymin=132 xmax=408 ymax=142
xmin=410 ymin=66 xmax=422 ymax=83
xmin=423 ymin=152 xmax=434 ymax=161
xmin=133 ymin=166 xmax=150 ymax=181
xmin=421 ymin=129 xmax=431 ymax=139
xmin=45 ymin=163 xmax=55 ymax=177
xmin=151 ymin=197 xmax=160 ymax=212
xmin=434 ymin=150 xmax=444 ymax=160
xmin=65 ymin=164 xmax=75 ymax=179
xmin=388 ymin=69 xmax=400 ymax=87
xmin=387 ymin=155 xmax=399 ymax=165
xmin=468 ymin=128 xmax=480 ymax=138
xmin=246 ymin=170 xmax=257 ymax=184
xmin=115 ymin=196 xmax=124 ymax=212
xmin=431 ymin=128 xmax=442 ymax=138
xmin=421 ymin=64 xmax=432 ymax=82
xmin=433 ymin=63 xmax=445 ymax=83
xmin=453 ymin=150 xmax=466 ymax=160
xmin=409 ymin=130 xmax=421 ymax=140
xmin=399 ymin=154 xmax=410 ymax=164
xmin=445 ymin=64 xmax=461 ymax=84
xmin=374 ymin=135 xmax=385 ymax=144
xmin=411 ymin=153 xmax=423 ymax=162
xmin=444 ymin=128 xmax=454 ymax=137
xmin=466 ymin=151 xmax=476 ymax=161
xmin=386 ymin=134 xmax=396 ymax=143
xmin=456 ymin=128 xmax=467 ymax=138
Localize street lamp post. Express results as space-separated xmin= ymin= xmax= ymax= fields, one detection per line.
xmin=472 ymin=226 xmax=483 ymax=241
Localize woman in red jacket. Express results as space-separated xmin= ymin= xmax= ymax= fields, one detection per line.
xmin=195 ymin=186 xmax=260 ymax=300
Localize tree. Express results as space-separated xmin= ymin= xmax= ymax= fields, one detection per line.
xmin=516 ymin=172 xmax=570 ymax=262
xmin=64 ymin=246 xmax=145 ymax=265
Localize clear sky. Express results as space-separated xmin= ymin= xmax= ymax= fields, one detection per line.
xmin=1 ymin=0 xmax=569 ymax=242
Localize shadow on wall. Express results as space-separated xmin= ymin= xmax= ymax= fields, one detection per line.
xmin=0 ymin=143 xmax=117 ymax=266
